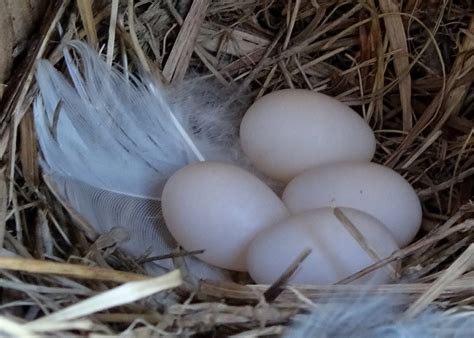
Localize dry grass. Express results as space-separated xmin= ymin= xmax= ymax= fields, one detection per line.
xmin=0 ymin=0 xmax=473 ymax=336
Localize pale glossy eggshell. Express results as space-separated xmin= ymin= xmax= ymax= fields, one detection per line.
xmin=282 ymin=162 xmax=422 ymax=246
xmin=239 ymin=89 xmax=376 ymax=182
xmin=162 ymin=161 xmax=290 ymax=271
xmin=247 ymin=207 xmax=399 ymax=285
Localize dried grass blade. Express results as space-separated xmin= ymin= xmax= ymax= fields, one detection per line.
xmin=0 ymin=316 xmax=37 ymax=338
xmin=334 ymin=219 xmax=474 ymax=285
xmin=0 ymin=0 xmax=15 ymax=100
xmin=385 ymin=14 xmax=470 ymax=167
xmin=403 ymin=244 xmax=474 ymax=319
xmin=19 ymin=110 xmax=39 ymax=186
xmin=4 ymin=0 xmax=69 ymax=205
xmin=105 ymin=0 xmax=120 ymax=66
xmin=126 ymin=0 xmax=150 ymax=72
xmin=366 ymin=0 xmax=385 ymax=121
xmin=441 ymin=16 xmax=474 ymax=117
xmin=77 ymin=0 xmax=98 ymax=48
xmin=199 ymin=275 xmax=474 ymax=303
xmin=24 ymin=319 xmax=96 ymax=333
xmin=417 ymin=167 xmax=474 ymax=199
xmin=264 ymin=248 xmax=312 ymax=302
xmin=230 ymin=326 xmax=285 ymax=337
xmin=380 ymin=1 xmax=413 ymax=131
xmin=0 ymin=257 xmax=150 ymax=283
xmin=334 ymin=208 xmax=398 ymax=281
xmin=199 ymin=25 xmax=269 ymax=57
xmin=26 ymin=270 xmax=181 ymax=327
xmin=283 ymin=0 xmax=302 ymax=49
xmin=163 ymin=0 xmax=211 ymax=83
xmin=401 ymin=130 xmax=442 ymax=169
xmin=0 ymin=170 xmax=6 ymax=247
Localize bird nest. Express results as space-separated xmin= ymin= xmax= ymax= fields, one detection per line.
xmin=0 ymin=0 xmax=473 ymax=336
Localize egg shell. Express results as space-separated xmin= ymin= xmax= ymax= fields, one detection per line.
xmin=247 ymin=207 xmax=399 ymax=285
xmin=282 ymin=162 xmax=422 ymax=246
xmin=162 ymin=161 xmax=290 ymax=271
xmin=239 ymin=89 xmax=376 ymax=182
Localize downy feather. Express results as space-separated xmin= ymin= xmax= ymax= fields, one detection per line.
xmin=284 ymin=292 xmax=474 ymax=337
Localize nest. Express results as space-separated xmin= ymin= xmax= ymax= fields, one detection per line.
xmin=0 ymin=0 xmax=473 ymax=336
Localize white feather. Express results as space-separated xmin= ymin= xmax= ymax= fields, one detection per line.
xmin=35 ymin=43 xmax=199 ymax=198
xmin=33 ymin=41 xmax=250 ymax=280
xmin=284 ymin=293 xmax=474 ymax=337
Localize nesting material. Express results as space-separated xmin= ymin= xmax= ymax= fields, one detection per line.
xmin=0 ymin=1 xmax=473 ymax=337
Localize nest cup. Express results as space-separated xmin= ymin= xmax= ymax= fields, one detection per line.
xmin=0 ymin=1 xmax=473 ymax=336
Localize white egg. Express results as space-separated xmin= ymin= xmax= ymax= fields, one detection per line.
xmin=239 ymin=89 xmax=376 ymax=182
xmin=247 ymin=207 xmax=399 ymax=285
xmin=162 ymin=161 xmax=289 ymax=271
xmin=282 ymin=162 xmax=422 ymax=246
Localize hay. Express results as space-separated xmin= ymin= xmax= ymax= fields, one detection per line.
xmin=0 ymin=0 xmax=473 ymax=336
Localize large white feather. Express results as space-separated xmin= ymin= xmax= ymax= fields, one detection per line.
xmin=33 ymin=41 xmax=249 ymax=280
xmin=35 ymin=44 xmax=198 ymax=197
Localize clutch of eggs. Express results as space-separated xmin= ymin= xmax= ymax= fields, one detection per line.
xmin=161 ymin=89 xmax=422 ymax=285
